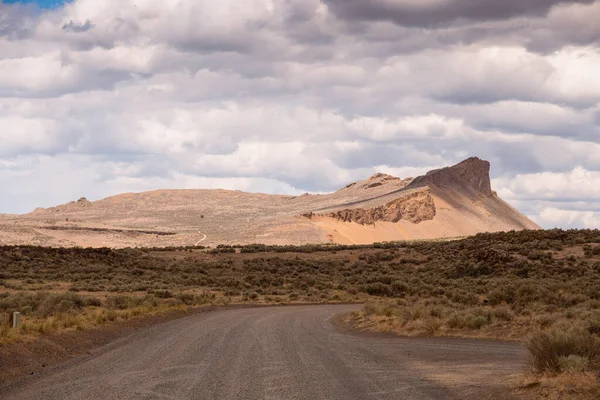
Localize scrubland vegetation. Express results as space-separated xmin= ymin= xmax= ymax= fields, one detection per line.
xmin=1 ymin=229 xmax=600 ymax=396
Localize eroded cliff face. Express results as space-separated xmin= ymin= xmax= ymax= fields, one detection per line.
xmin=409 ymin=157 xmax=492 ymax=196
xmin=325 ymin=189 xmax=436 ymax=225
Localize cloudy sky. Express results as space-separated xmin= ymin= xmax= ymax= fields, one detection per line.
xmin=0 ymin=0 xmax=599 ymax=228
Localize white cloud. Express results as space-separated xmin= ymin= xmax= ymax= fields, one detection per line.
xmin=494 ymin=167 xmax=600 ymax=229
xmin=495 ymin=167 xmax=600 ymax=201
xmin=0 ymin=51 xmax=77 ymax=94
xmin=0 ymin=116 xmax=60 ymax=156
xmin=0 ymin=0 xmax=599 ymax=227
xmin=538 ymin=208 xmax=600 ymax=229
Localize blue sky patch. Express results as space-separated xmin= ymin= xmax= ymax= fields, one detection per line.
xmin=3 ymin=0 xmax=70 ymax=9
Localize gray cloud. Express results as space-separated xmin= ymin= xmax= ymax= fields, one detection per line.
xmin=0 ymin=0 xmax=599 ymax=229
xmin=62 ymin=19 xmax=94 ymax=33
xmin=323 ymin=0 xmax=595 ymax=27
xmin=0 ymin=2 xmax=38 ymax=39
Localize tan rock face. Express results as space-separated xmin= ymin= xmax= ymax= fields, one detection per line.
xmin=326 ymin=189 xmax=436 ymax=225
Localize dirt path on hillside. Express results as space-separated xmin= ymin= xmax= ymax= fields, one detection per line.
xmin=195 ymin=231 xmax=207 ymax=246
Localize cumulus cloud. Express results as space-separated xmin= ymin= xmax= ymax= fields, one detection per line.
xmin=496 ymin=168 xmax=600 ymax=201
xmin=323 ymin=0 xmax=595 ymax=26
xmin=538 ymin=208 xmax=600 ymax=228
xmin=324 ymin=0 xmax=600 ymax=54
xmin=0 ymin=0 xmax=599 ymax=229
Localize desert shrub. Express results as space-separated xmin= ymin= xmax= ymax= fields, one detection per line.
xmin=586 ymin=300 xmax=600 ymax=310
xmin=467 ymin=315 xmax=489 ymax=330
xmin=448 ymin=290 xmax=479 ymax=305
xmin=364 ymin=302 xmax=378 ymax=316
xmin=360 ymin=283 xmax=391 ymax=297
xmin=588 ymin=320 xmax=600 ymax=336
xmin=422 ymin=318 xmax=442 ymax=335
xmin=488 ymin=286 xmax=515 ymax=305
xmin=447 ymin=313 xmax=466 ymax=329
xmin=557 ymin=355 xmax=590 ymax=373
xmin=176 ymin=293 xmax=196 ymax=305
xmin=363 ymin=301 xmax=397 ymax=317
xmin=36 ymin=293 xmax=98 ymax=317
xmin=537 ymin=314 xmax=556 ymax=329
xmin=492 ymin=306 xmax=514 ymax=321
xmin=516 ymin=283 xmax=539 ymax=304
xmin=584 ymin=245 xmax=600 ymax=258
xmin=209 ymin=247 xmax=236 ymax=254
xmin=428 ymin=307 xmax=443 ymax=318
xmin=526 ymin=328 xmax=600 ymax=373
xmin=390 ymin=281 xmax=408 ymax=297
xmin=346 ymin=287 xmax=358 ymax=295
xmin=367 ymin=252 xmax=394 ymax=263
xmin=154 ymin=290 xmax=173 ymax=299
xmin=104 ymin=295 xmax=144 ymax=310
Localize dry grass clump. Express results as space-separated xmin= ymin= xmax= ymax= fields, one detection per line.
xmin=364 ymin=301 xmax=401 ymax=317
xmin=526 ymin=328 xmax=600 ymax=373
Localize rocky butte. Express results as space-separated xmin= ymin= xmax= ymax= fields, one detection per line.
xmin=0 ymin=157 xmax=539 ymax=248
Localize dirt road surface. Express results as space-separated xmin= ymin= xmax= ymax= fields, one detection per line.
xmin=2 ymin=305 xmax=527 ymax=399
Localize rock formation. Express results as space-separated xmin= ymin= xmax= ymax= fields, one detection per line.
xmin=327 ymin=188 xmax=435 ymax=225
xmin=0 ymin=157 xmax=540 ymax=247
xmin=409 ymin=157 xmax=492 ymax=196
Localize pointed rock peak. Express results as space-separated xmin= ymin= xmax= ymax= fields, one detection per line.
xmin=452 ymin=157 xmax=490 ymax=171
xmin=411 ymin=157 xmax=492 ymax=195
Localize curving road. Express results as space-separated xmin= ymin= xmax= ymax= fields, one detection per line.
xmin=2 ymin=305 xmax=527 ymax=400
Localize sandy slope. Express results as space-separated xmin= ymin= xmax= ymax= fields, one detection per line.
xmin=313 ymin=192 xmax=539 ymax=244
xmin=0 ymin=157 xmax=539 ymax=247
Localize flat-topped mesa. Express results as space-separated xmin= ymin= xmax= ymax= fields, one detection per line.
xmin=409 ymin=157 xmax=493 ymax=196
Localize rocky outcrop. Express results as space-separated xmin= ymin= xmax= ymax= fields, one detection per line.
xmin=75 ymin=197 xmax=92 ymax=207
xmin=32 ymin=197 xmax=93 ymax=214
xmin=337 ymin=173 xmax=412 ymax=192
xmin=409 ymin=157 xmax=492 ymax=196
xmin=362 ymin=173 xmax=402 ymax=188
xmin=326 ymin=189 xmax=436 ymax=225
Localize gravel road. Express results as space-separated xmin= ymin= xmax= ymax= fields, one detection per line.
xmin=2 ymin=305 xmax=527 ymax=400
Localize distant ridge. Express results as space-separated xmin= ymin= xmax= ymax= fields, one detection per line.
xmin=0 ymin=157 xmax=539 ymax=248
